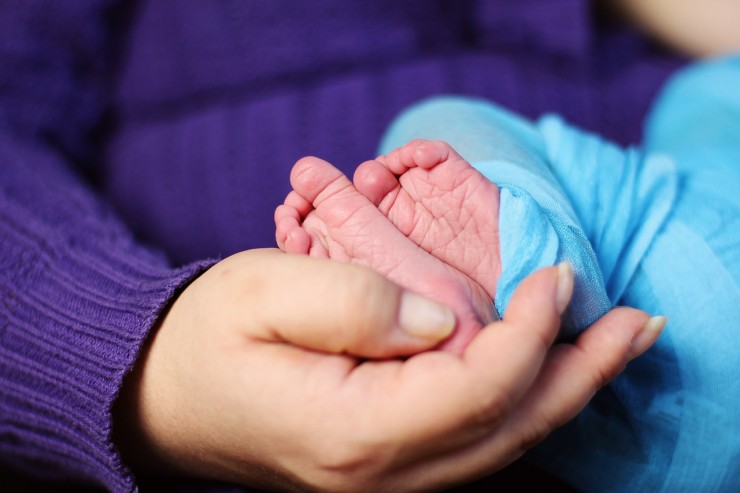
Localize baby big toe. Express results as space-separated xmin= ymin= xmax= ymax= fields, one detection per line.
xmin=290 ymin=156 xmax=348 ymax=205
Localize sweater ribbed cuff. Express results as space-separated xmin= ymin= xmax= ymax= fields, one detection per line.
xmin=0 ymin=206 xmax=215 ymax=491
xmin=0 ymin=129 xmax=222 ymax=492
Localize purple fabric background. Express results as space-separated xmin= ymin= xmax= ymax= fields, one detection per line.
xmin=104 ymin=0 xmax=682 ymax=264
xmin=0 ymin=0 xmax=683 ymax=491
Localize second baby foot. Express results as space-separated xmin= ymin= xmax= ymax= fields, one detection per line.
xmin=353 ymin=140 xmax=502 ymax=302
xmin=275 ymin=156 xmax=496 ymax=354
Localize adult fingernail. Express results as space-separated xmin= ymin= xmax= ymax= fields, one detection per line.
xmin=629 ymin=316 xmax=667 ymax=359
xmin=399 ymin=292 xmax=456 ymax=340
xmin=556 ymin=262 xmax=574 ymax=314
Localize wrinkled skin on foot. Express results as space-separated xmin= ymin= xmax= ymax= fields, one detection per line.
xmin=354 ymin=139 xmax=502 ymax=300
xmin=276 ymin=140 xmax=502 ymax=353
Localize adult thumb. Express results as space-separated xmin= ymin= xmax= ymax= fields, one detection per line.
xmin=247 ymin=250 xmax=456 ymax=358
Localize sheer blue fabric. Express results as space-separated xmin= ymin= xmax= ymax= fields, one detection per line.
xmin=379 ymin=56 xmax=740 ymax=491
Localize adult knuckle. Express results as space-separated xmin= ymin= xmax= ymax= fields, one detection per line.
xmin=516 ymin=416 xmax=552 ymax=454
xmin=341 ymin=269 xmax=397 ymax=331
xmin=309 ymin=437 xmax=388 ymax=493
xmin=587 ymin=359 xmax=616 ymax=392
xmin=465 ymin=384 xmax=512 ymax=430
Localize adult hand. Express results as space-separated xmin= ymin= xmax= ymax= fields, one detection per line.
xmin=114 ymin=249 xmax=659 ymax=492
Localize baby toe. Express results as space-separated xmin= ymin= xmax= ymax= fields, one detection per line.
xmin=290 ymin=156 xmax=347 ymax=205
xmin=354 ymin=159 xmax=400 ymax=206
xmin=284 ymin=226 xmax=312 ymax=255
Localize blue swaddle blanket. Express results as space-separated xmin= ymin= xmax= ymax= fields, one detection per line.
xmin=380 ymin=97 xmax=676 ymax=339
xmin=379 ymin=56 xmax=740 ymax=491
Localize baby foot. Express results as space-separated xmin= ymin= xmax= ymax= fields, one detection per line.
xmin=353 ymin=140 xmax=502 ymax=303
xmin=275 ymin=156 xmax=495 ymax=354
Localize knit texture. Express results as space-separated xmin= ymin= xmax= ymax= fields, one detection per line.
xmin=0 ymin=0 xmax=684 ymax=491
xmin=0 ymin=135 xmax=213 ymax=490
xmin=0 ymin=2 xmax=212 ymax=490
xmin=104 ymin=0 xmax=683 ymax=264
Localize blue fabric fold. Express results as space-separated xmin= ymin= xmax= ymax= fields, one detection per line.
xmin=379 ymin=55 xmax=740 ymax=492
xmin=380 ymin=97 xmax=618 ymax=337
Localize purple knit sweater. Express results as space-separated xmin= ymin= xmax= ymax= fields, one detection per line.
xmin=0 ymin=1 xmax=682 ymax=491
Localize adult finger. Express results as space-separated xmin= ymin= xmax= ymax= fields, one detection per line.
xmin=498 ymin=307 xmax=660 ymax=452
xmin=359 ymin=293 xmax=654 ymax=492
xmin=457 ymin=262 xmax=575 ymax=424
xmin=394 ymin=307 xmax=660 ymax=491
xmin=238 ymin=249 xmax=456 ymax=358
xmin=256 ymin=262 xmax=572 ymax=493
xmin=366 ymin=264 xmax=573 ymax=456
